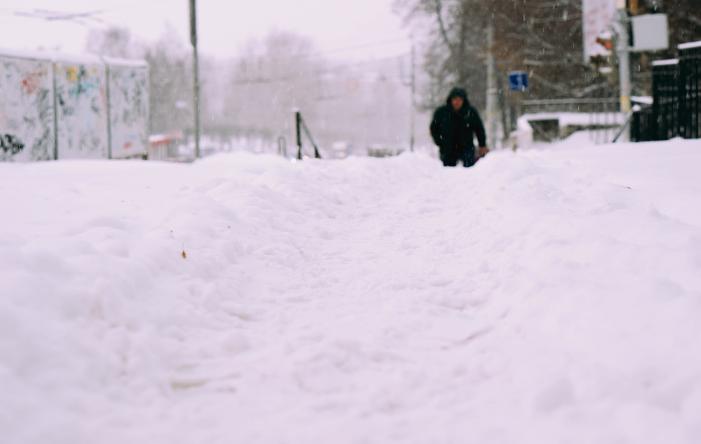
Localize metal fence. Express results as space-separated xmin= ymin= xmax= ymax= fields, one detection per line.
xmin=521 ymin=98 xmax=621 ymax=144
xmin=679 ymin=42 xmax=701 ymax=139
xmin=633 ymin=41 xmax=701 ymax=141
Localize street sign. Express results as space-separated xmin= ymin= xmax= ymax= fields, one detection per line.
xmin=508 ymin=71 xmax=529 ymax=92
xmin=632 ymin=14 xmax=669 ymax=52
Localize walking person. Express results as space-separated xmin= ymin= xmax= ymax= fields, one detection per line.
xmin=430 ymin=87 xmax=489 ymax=167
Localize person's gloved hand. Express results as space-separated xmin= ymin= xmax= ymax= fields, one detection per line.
xmin=478 ymin=146 xmax=490 ymax=158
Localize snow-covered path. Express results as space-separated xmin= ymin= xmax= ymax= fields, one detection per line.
xmin=2 ymin=140 xmax=701 ymax=443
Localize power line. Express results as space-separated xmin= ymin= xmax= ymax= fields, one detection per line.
xmin=2 ymin=1 xmax=150 ymax=29
xmin=232 ymin=53 xmax=410 ymax=86
xmin=3 ymin=5 xmax=412 ymax=59
xmin=310 ymin=38 xmax=410 ymax=57
xmin=9 ymin=8 xmax=105 ymax=24
xmin=235 ymin=37 xmax=411 ymax=68
xmin=3 ymin=7 xmax=119 ymax=29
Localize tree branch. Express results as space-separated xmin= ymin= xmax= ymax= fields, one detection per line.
xmin=433 ymin=0 xmax=457 ymax=55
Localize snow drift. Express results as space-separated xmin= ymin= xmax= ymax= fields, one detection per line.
xmin=1 ymin=138 xmax=701 ymax=443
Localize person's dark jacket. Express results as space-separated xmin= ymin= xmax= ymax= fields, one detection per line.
xmin=430 ymin=88 xmax=486 ymax=166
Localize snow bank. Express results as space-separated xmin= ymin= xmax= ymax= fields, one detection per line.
xmin=2 ymin=139 xmax=701 ymax=444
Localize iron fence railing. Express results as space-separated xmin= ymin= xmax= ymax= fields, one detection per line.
xmin=633 ymin=41 xmax=701 ymax=142
xmin=295 ymin=111 xmax=322 ymax=160
xmin=679 ymin=42 xmax=701 ymax=139
xmin=652 ymin=59 xmax=680 ymax=140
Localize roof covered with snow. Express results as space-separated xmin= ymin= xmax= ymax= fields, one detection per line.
xmin=0 ymin=47 xmax=147 ymax=68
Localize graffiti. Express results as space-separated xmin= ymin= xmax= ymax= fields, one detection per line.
xmin=55 ymin=62 xmax=108 ymax=159
xmin=108 ymin=64 xmax=148 ymax=158
xmin=1 ymin=52 xmax=148 ymax=162
xmin=20 ymin=71 xmax=44 ymax=95
xmin=0 ymin=57 xmax=54 ymax=161
xmin=32 ymin=88 xmax=55 ymax=161
xmin=66 ymin=65 xmax=99 ymax=98
xmin=0 ymin=133 xmax=24 ymax=156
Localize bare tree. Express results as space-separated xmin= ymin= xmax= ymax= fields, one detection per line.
xmin=395 ymin=0 xmax=612 ymax=110
xmin=395 ymin=0 xmax=490 ymax=109
xmin=143 ymin=27 xmax=193 ymax=135
xmin=222 ymin=31 xmax=326 ymax=141
xmin=85 ymin=26 xmax=138 ymax=59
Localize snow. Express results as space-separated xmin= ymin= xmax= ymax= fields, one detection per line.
xmin=653 ymin=59 xmax=680 ymax=66
xmin=0 ymin=47 xmax=147 ymax=67
xmin=678 ymin=41 xmax=701 ymax=50
xmin=2 ymin=138 xmax=701 ymax=443
xmin=103 ymin=57 xmax=149 ymax=68
xmin=632 ymin=96 xmax=653 ymax=105
xmin=0 ymin=47 xmax=103 ymax=65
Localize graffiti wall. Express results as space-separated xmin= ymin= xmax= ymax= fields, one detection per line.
xmin=0 ymin=56 xmax=54 ymax=161
xmin=108 ymin=62 xmax=149 ymax=158
xmin=54 ymin=60 xmax=109 ymax=159
xmin=0 ymin=51 xmax=149 ymax=162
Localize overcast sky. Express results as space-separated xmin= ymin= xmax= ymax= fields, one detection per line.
xmin=0 ymin=0 xmax=412 ymax=60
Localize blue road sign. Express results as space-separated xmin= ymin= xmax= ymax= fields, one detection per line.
xmin=508 ymin=71 xmax=529 ymax=92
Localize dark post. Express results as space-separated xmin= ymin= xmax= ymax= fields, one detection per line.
xmin=301 ymin=117 xmax=321 ymax=159
xmin=689 ymin=47 xmax=701 ymax=139
xmin=651 ymin=66 xmax=659 ymax=140
xmin=189 ymin=0 xmax=201 ymax=159
xmin=295 ymin=111 xmax=303 ymax=160
xmin=410 ymin=42 xmax=415 ymax=152
xmin=678 ymin=50 xmax=686 ymax=139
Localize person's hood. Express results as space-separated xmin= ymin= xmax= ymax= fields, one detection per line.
xmin=446 ymin=87 xmax=470 ymax=106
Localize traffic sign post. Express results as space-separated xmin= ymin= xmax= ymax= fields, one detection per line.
xmin=508 ymin=71 xmax=529 ymax=92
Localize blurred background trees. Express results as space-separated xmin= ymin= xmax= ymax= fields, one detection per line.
xmin=86 ymin=0 xmax=700 ymax=151
xmin=395 ymin=0 xmax=701 ymax=106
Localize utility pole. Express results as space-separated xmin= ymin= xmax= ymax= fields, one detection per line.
xmin=485 ymin=21 xmax=499 ymax=149
xmin=409 ymin=42 xmax=416 ymax=152
xmin=614 ymin=0 xmax=632 ymax=143
xmin=616 ymin=0 xmax=632 ymax=114
xmin=189 ymin=0 xmax=201 ymax=159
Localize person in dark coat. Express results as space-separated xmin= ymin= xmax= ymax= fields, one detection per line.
xmin=430 ymin=87 xmax=489 ymax=167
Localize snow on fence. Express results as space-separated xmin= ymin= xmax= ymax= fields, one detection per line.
xmin=0 ymin=49 xmax=149 ymax=162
